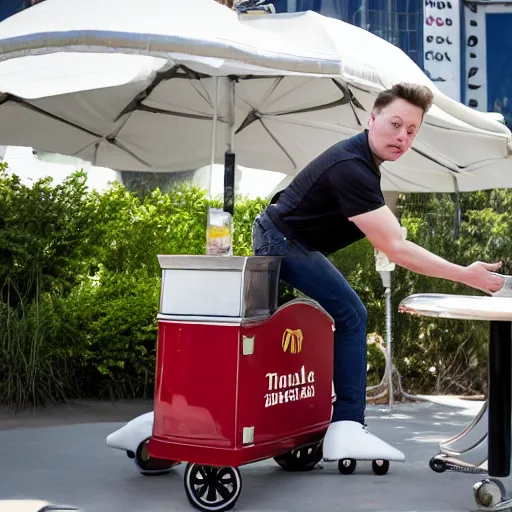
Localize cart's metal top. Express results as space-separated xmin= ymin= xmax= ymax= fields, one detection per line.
xmin=399 ymin=293 xmax=512 ymax=322
xmin=157 ymin=254 xmax=280 ymax=271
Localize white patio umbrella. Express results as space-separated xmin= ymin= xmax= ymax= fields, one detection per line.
xmin=0 ymin=1 xmax=510 ymax=195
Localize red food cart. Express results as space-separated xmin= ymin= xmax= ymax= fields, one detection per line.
xmin=147 ymin=255 xmax=335 ymax=511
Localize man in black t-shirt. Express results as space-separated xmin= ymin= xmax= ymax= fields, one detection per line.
xmin=252 ymin=83 xmax=504 ymax=464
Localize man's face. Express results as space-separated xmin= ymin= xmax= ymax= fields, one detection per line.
xmin=368 ymin=98 xmax=423 ymax=162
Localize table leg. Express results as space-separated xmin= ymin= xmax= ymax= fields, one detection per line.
xmin=488 ymin=321 xmax=512 ymax=477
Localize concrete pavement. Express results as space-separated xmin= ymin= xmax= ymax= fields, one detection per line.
xmin=0 ymin=399 xmax=508 ymax=512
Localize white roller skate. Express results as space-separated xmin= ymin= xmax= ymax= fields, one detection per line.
xmin=106 ymin=412 xmax=180 ymax=476
xmin=323 ymin=420 xmax=405 ymax=475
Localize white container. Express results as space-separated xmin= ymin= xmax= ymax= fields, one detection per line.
xmin=158 ymin=255 xmax=282 ymax=318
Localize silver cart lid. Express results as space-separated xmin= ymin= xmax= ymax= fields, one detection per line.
xmin=157 ymin=255 xmax=282 ymax=319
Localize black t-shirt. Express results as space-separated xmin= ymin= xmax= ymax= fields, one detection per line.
xmin=266 ymin=130 xmax=385 ymax=254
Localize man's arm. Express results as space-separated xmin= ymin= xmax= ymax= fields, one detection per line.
xmin=349 ymin=205 xmax=504 ymax=294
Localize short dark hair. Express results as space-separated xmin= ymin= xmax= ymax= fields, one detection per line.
xmin=373 ymin=83 xmax=434 ymax=116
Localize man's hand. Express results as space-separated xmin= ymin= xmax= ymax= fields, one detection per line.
xmin=462 ymin=262 xmax=504 ymax=294
xmin=350 ymin=205 xmax=504 ymax=294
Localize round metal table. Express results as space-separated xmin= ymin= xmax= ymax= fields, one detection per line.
xmin=399 ymin=293 xmax=512 ymax=511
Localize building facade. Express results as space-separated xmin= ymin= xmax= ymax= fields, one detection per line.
xmin=462 ymin=1 xmax=512 ymax=128
xmin=0 ymin=0 xmax=42 ymax=21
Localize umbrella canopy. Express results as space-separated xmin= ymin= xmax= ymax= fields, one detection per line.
xmin=0 ymin=2 xmax=510 ymax=192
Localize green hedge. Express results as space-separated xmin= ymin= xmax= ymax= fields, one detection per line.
xmin=0 ymin=163 xmax=510 ymax=408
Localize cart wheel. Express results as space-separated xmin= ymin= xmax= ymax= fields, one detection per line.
xmin=135 ymin=439 xmax=180 ymax=476
xmin=274 ymin=443 xmax=323 ymax=472
xmin=184 ymin=463 xmax=242 ymax=512
xmin=372 ymin=459 xmax=389 ymax=475
xmin=338 ymin=458 xmax=356 ymax=475
xmin=429 ymin=456 xmax=447 ymax=474
xmin=473 ymin=478 xmax=507 ymax=509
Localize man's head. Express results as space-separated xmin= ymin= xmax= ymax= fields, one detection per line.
xmin=368 ymin=83 xmax=433 ymax=163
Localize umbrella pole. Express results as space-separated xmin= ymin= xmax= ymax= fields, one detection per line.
xmin=224 ymin=79 xmax=236 ymax=216
xmin=206 ymin=77 xmax=234 ymax=257
xmin=208 ymin=76 xmax=219 ymax=199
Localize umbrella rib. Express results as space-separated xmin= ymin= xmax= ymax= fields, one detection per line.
xmin=411 ymin=146 xmax=462 ymax=172
xmin=334 ymin=82 xmax=364 ymax=127
xmin=347 ymin=88 xmax=366 ymax=111
xmin=236 ymin=77 xmax=350 ymax=133
xmin=258 ymin=118 xmax=297 ymax=169
xmin=137 ymin=103 xmax=219 ymax=121
xmin=271 ymin=96 xmax=350 ymax=117
xmin=236 ymin=92 xmax=350 ymax=134
xmin=2 ymin=94 xmax=104 ymax=139
xmin=114 ymin=64 xmax=211 ymax=122
xmin=59 ymin=135 xmax=152 ymax=168
xmin=190 ymin=77 xmax=218 ymax=110
xmin=110 ymin=67 xmax=218 ymax=146
xmin=258 ymin=77 xmax=283 ymax=109
xmin=114 ymin=64 xmax=181 ymax=122
xmin=0 ymin=95 xmax=153 ymax=167
xmin=109 ymin=140 xmax=153 ymax=167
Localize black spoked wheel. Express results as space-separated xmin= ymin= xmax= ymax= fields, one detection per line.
xmin=184 ymin=463 xmax=242 ymax=512
xmin=429 ymin=457 xmax=447 ymax=474
xmin=372 ymin=459 xmax=389 ymax=475
xmin=135 ymin=439 xmax=180 ymax=476
xmin=274 ymin=443 xmax=323 ymax=472
xmin=338 ymin=458 xmax=356 ymax=475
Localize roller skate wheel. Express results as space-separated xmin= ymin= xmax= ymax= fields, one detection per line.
xmin=429 ymin=456 xmax=447 ymax=474
xmin=274 ymin=443 xmax=323 ymax=472
xmin=184 ymin=463 xmax=242 ymax=512
xmin=338 ymin=458 xmax=356 ymax=475
xmin=135 ymin=438 xmax=178 ymax=476
xmin=473 ymin=479 xmax=505 ymax=509
xmin=372 ymin=459 xmax=389 ymax=475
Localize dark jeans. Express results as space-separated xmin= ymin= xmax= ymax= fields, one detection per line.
xmin=252 ymin=211 xmax=368 ymax=423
